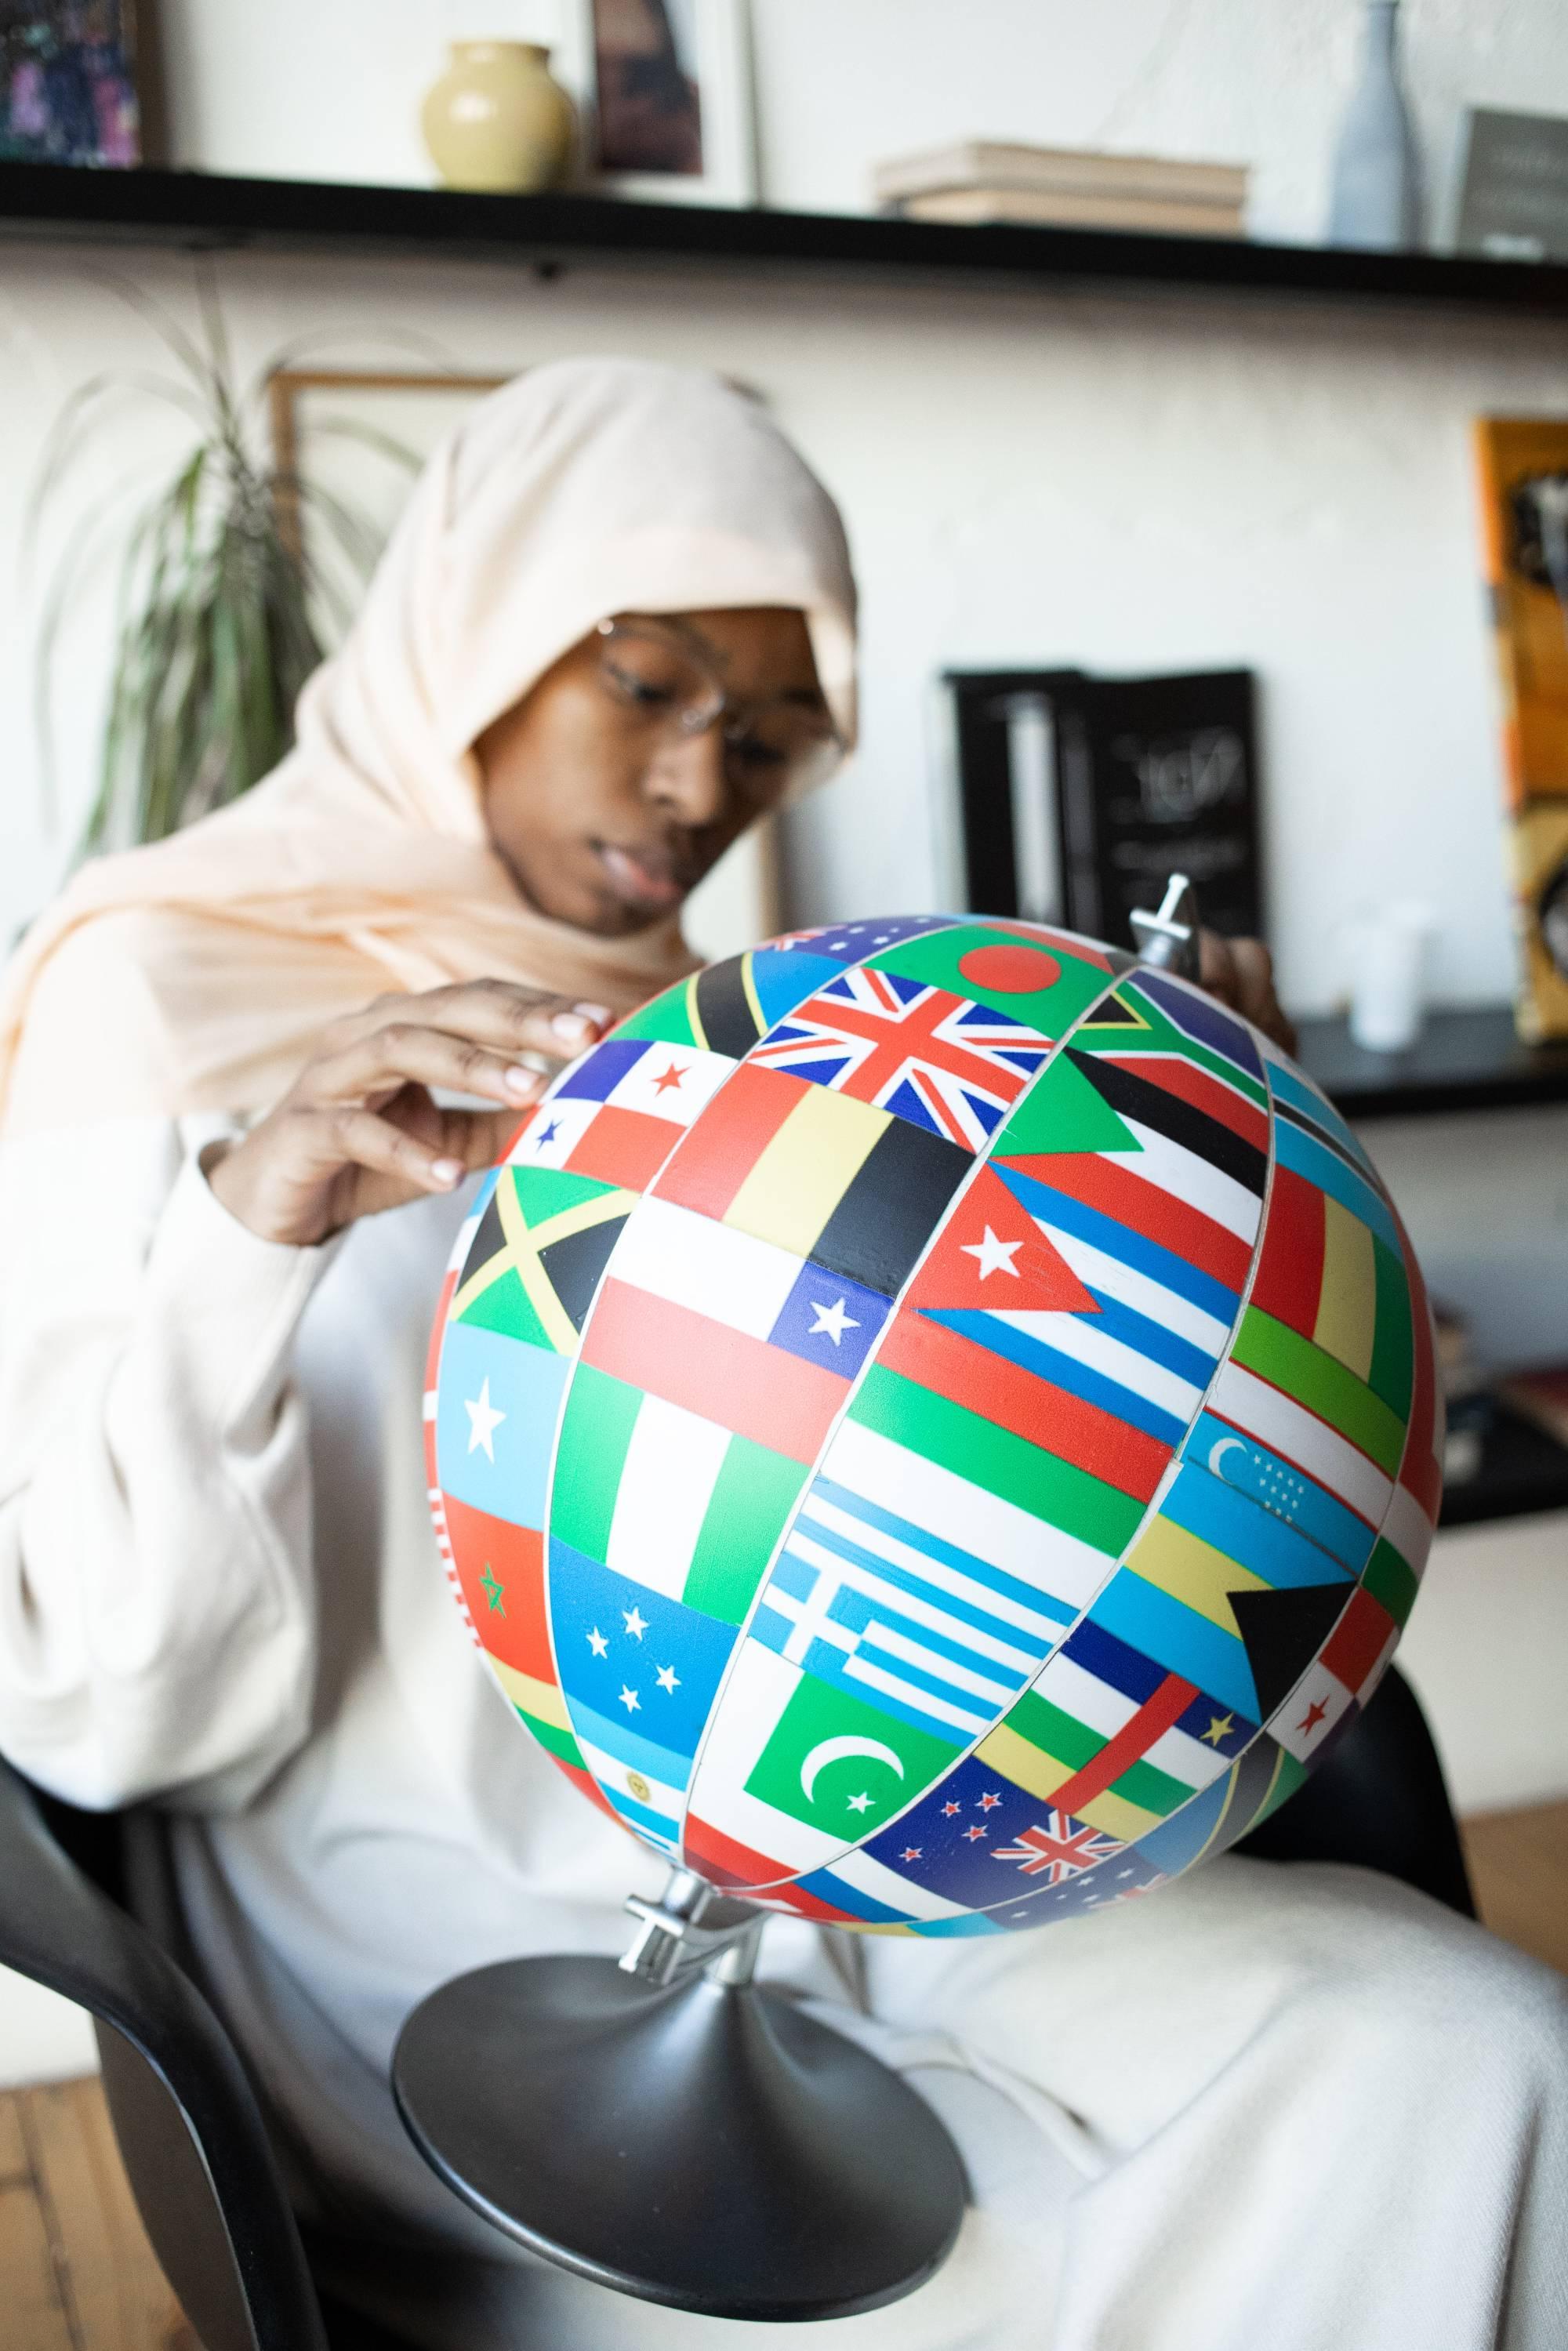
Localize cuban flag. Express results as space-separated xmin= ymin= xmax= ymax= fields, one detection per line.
xmin=752 ymin=967 xmax=1048 ymax=1153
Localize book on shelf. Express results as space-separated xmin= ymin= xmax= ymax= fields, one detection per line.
xmin=942 ymin=667 xmax=1264 ymax=951
xmin=895 ymin=186 xmax=1244 ymax=238
xmin=871 ymin=139 xmax=1249 ymax=210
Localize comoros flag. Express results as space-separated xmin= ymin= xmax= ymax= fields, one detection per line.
xmin=426 ymin=917 xmax=1439 ymax=1938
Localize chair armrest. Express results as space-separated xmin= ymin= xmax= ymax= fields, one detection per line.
xmin=0 ymin=1758 xmax=328 ymax=2351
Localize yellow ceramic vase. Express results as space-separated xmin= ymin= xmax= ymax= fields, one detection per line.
xmin=421 ymin=41 xmax=575 ymax=194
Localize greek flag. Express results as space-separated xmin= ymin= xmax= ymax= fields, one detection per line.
xmin=750 ymin=1475 xmax=1071 ymax=1745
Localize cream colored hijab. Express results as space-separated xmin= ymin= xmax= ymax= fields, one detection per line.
xmin=0 ymin=357 xmax=858 ymax=1137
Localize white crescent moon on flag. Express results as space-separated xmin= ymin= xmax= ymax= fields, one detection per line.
xmin=799 ymin=1736 xmax=906 ymax=1805
xmin=1208 ymin=1435 xmax=1248 ymax=1480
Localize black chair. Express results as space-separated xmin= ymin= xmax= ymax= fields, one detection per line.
xmin=0 ymin=1662 xmax=1474 ymax=2349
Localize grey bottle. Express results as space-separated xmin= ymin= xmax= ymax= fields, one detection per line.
xmin=1327 ymin=0 xmax=1421 ymax=249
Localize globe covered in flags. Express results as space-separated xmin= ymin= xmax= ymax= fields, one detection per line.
xmin=425 ymin=916 xmax=1440 ymax=1936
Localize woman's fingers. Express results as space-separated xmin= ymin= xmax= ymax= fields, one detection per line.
xmin=1197 ymin=929 xmax=1241 ymax=1008
xmin=305 ymin=1019 xmax=551 ymax=1113
xmin=328 ymin=981 xmax=612 ymax=1068
xmin=1195 ymin=930 xmax=1296 ymax=1055
xmin=323 ymin=1104 xmax=471 ymax=1192
xmin=1229 ymin=939 xmax=1298 ymax=1055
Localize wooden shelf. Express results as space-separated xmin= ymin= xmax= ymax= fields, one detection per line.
xmin=3 ymin=163 xmax=1568 ymax=317
xmin=1294 ymin=1007 xmax=1568 ymax=1121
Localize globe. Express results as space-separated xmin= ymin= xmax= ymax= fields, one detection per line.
xmin=426 ymin=915 xmax=1440 ymax=1939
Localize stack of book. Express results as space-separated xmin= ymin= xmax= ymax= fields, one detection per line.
xmin=872 ymin=140 xmax=1248 ymax=238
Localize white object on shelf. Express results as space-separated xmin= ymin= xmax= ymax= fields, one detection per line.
xmin=1348 ymin=900 xmax=1434 ymax=1050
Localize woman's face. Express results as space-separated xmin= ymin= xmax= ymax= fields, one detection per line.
xmin=474 ymin=605 xmax=830 ymax=937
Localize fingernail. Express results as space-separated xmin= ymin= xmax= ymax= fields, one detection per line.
xmin=552 ymin=1011 xmax=593 ymax=1044
xmin=430 ymin=1158 xmax=463 ymax=1187
xmin=503 ymin=1065 xmax=542 ymax=1100
xmin=574 ymin=1002 xmax=612 ymax=1025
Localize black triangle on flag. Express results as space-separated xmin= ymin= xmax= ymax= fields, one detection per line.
xmin=1229 ymin=1582 xmax=1351 ymax=1723
xmin=1075 ymin=991 xmax=1147 ymax=1029
xmin=537 ymin=1215 xmax=630 ymax=1332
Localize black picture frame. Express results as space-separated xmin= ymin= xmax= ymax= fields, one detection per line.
xmin=943 ymin=666 xmax=1265 ymax=950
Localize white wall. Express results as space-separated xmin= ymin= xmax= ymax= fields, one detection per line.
xmin=0 ymin=1972 xmax=96 ymax=2091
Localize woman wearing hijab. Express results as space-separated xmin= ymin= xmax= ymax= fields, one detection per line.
xmin=1 ymin=359 xmax=1564 ymax=2351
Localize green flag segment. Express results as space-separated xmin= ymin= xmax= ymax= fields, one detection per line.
xmin=851 ymin=1362 xmax=1145 ymax=1558
xmin=863 ymin=922 xmax=1112 ymax=1039
xmin=1232 ymin=1308 xmax=1406 ymax=1477
xmin=744 ymin=1669 xmax=959 ymax=1837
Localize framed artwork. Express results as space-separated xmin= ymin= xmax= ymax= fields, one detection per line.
xmin=267 ymin=366 xmax=779 ymax=962
xmin=0 ymin=0 xmax=141 ymax=165
xmin=1474 ymin=416 xmax=1568 ymax=1039
xmin=939 ymin=666 xmax=1263 ymax=952
xmin=554 ymin=0 xmax=757 ymax=208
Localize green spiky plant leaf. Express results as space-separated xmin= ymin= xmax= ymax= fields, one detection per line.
xmin=29 ymin=270 xmax=433 ymax=859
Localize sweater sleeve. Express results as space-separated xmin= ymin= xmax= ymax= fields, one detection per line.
xmin=0 ymin=1115 xmax=338 ymax=1812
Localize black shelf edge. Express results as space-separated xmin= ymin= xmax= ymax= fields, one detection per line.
xmin=1294 ymin=1006 xmax=1568 ymax=1121
xmin=3 ymin=164 xmax=1568 ymax=316
xmin=1440 ymin=1402 xmax=1568 ymax=1530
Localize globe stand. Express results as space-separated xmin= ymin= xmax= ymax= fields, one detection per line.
xmin=391 ymin=1868 xmax=968 ymax=2322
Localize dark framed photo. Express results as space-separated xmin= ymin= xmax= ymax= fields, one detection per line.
xmin=557 ymin=0 xmax=756 ymax=206
xmin=0 ymin=0 xmax=141 ymax=167
xmin=939 ymin=667 xmax=1265 ymax=950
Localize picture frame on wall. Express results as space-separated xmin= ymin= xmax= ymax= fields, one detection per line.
xmin=0 ymin=0 xmax=143 ymax=167
xmin=938 ymin=666 xmax=1265 ymax=952
xmin=554 ymin=0 xmax=757 ymax=208
xmin=267 ymin=365 xmax=779 ymax=962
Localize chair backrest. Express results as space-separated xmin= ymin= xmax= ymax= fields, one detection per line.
xmin=0 ymin=1760 xmax=328 ymax=2351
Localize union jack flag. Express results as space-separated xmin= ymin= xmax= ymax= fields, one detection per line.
xmin=990 ymin=1809 xmax=1123 ymax=1884
xmin=752 ymin=967 xmax=1049 ymax=1152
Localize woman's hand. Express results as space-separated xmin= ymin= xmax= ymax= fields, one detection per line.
xmin=207 ymin=981 xmax=610 ymax=1247
xmin=1196 ymin=931 xmax=1297 ymax=1058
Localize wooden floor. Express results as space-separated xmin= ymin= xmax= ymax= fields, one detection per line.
xmin=2 ymin=1801 xmax=1566 ymax=2349
xmin=0 ymin=2077 xmax=194 ymax=2350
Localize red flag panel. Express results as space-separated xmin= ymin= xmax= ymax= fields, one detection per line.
xmin=877 ymin=1312 xmax=1171 ymax=1502
xmin=441 ymin=1497 xmax=554 ymax=1684
xmin=904 ymin=1159 xmax=1097 ymax=1315
xmin=581 ymin=1277 xmax=849 ymax=1463
xmin=1248 ymin=1163 xmax=1327 ymax=1338
xmin=653 ymin=1061 xmax=806 ymax=1221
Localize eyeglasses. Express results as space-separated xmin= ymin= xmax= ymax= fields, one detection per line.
xmin=593 ymin=615 xmax=843 ymax=806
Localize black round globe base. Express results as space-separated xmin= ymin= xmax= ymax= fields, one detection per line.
xmin=392 ymin=1953 xmax=968 ymax=2323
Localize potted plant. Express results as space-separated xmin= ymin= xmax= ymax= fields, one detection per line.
xmin=30 ymin=271 xmax=423 ymax=858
